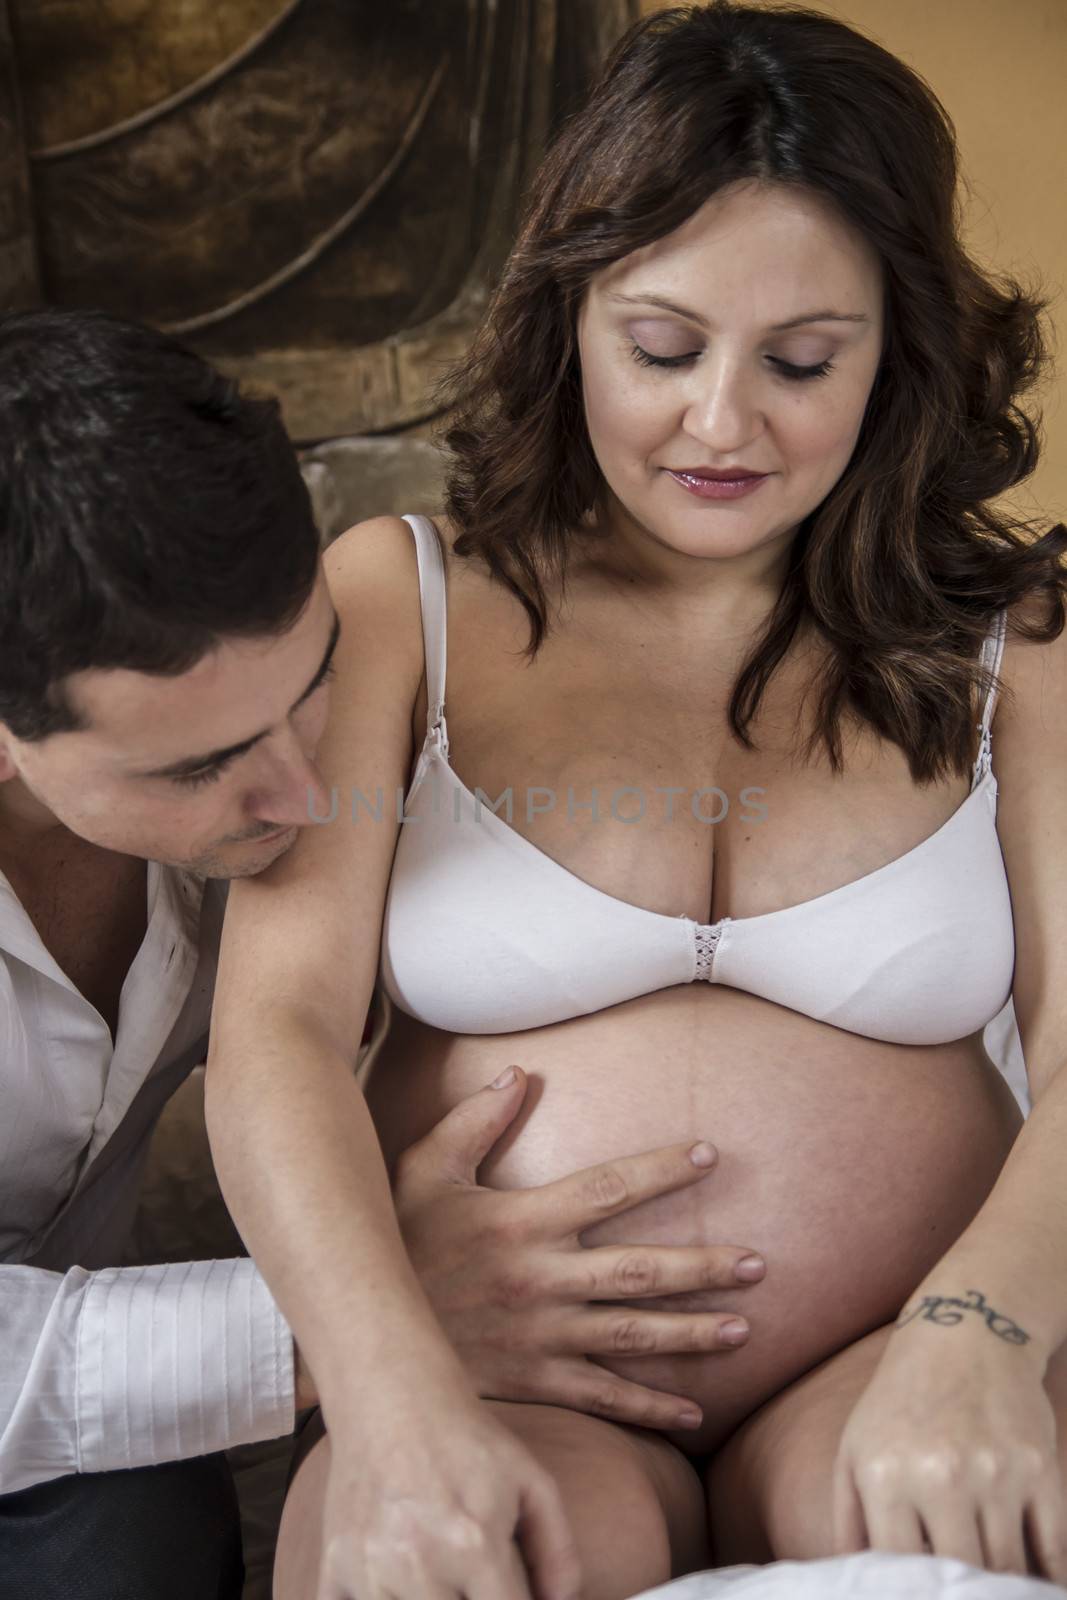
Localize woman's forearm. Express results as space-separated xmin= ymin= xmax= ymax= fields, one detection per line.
xmin=204 ymin=1005 xmax=469 ymax=1421
xmin=898 ymin=1059 xmax=1067 ymax=1369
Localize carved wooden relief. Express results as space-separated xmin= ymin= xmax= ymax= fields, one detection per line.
xmin=4 ymin=0 xmax=637 ymax=441
xmin=0 ymin=1 xmax=37 ymax=308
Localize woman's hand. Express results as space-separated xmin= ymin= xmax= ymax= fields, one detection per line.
xmin=392 ymin=1065 xmax=766 ymax=1433
xmin=318 ymin=1387 xmax=579 ymax=1600
xmin=832 ymin=1297 xmax=1067 ymax=1583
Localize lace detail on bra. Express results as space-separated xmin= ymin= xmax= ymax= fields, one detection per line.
xmin=971 ymin=608 xmax=1006 ymax=788
xmin=428 ymin=708 xmax=450 ymax=760
xmin=972 ymin=720 xmax=993 ymax=789
xmin=693 ymin=920 xmax=729 ymax=981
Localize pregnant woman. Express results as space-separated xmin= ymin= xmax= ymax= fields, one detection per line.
xmin=206 ymin=5 xmax=1067 ymax=1597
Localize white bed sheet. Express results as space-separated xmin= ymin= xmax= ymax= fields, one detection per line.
xmin=637 ymin=1553 xmax=1066 ymax=1598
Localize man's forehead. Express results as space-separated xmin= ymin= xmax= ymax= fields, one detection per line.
xmin=64 ymin=650 xmax=241 ymax=751
xmin=64 ymin=592 xmax=337 ymax=774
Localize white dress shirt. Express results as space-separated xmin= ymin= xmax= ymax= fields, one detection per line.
xmin=0 ymin=862 xmax=294 ymax=1495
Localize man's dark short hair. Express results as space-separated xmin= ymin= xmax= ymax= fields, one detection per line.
xmin=0 ymin=308 xmax=321 ymax=740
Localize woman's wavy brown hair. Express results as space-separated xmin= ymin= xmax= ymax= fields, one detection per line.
xmin=440 ymin=1 xmax=1066 ymax=782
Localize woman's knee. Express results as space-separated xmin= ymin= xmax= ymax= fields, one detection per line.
xmin=276 ymin=1404 xmax=704 ymax=1600
xmin=0 ymin=1453 xmax=244 ymax=1600
xmin=487 ymin=1399 xmax=706 ymax=1599
xmin=274 ymin=1433 xmax=331 ymax=1599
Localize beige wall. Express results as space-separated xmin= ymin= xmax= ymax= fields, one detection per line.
xmin=640 ymin=0 xmax=1066 ymax=528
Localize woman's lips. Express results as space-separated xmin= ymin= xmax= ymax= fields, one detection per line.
xmin=666 ymin=469 xmax=770 ymax=500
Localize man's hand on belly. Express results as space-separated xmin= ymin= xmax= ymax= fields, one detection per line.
xmin=390 ymin=1064 xmax=766 ymax=1433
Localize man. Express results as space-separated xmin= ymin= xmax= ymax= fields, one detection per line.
xmin=0 ymin=309 xmax=763 ymax=1598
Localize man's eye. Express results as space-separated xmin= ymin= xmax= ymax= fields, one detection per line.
xmin=294 ymin=658 xmax=337 ymax=714
xmin=308 ymin=660 xmax=337 ymax=696
xmin=173 ymin=761 xmax=229 ymax=792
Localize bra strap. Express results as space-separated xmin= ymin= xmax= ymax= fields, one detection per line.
xmin=973 ymin=608 xmax=1007 ymax=785
xmin=401 ymin=514 xmax=449 ymax=753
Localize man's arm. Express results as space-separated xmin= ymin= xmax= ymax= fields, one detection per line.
xmin=0 ymin=1258 xmax=294 ymax=1495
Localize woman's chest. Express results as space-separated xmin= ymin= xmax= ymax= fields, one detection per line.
xmin=433 ymin=598 xmax=974 ymax=925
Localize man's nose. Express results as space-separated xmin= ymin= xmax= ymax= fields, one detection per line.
xmin=245 ymin=732 xmax=332 ymax=828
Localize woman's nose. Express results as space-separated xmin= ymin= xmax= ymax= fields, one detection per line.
xmin=682 ymin=358 xmax=762 ymax=452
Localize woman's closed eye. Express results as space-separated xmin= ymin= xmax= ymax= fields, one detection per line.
xmin=629 ymin=343 xmax=836 ymax=382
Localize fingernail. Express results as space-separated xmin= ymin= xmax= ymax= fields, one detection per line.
xmin=491 ymin=1066 xmax=517 ymax=1088
xmin=735 ymin=1255 xmax=766 ymax=1281
xmin=688 ymin=1141 xmax=716 ymax=1167
xmin=678 ymin=1409 xmax=703 ymax=1429
xmin=721 ymin=1320 xmax=749 ymax=1346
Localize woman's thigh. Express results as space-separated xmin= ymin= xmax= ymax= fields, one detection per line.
xmin=480 ymin=1401 xmax=711 ymax=1596
xmin=706 ymin=1322 xmax=1067 ymax=1567
xmin=273 ymin=1401 xmax=709 ymax=1600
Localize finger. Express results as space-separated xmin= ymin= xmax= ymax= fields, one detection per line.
xmin=856 ymin=1484 xmax=926 ymax=1554
xmin=566 ymin=1242 xmax=765 ymax=1300
xmin=384 ymin=1585 xmax=454 ymax=1600
xmin=514 ymin=1470 xmax=582 ymax=1600
xmin=542 ymin=1360 xmax=706 ymax=1432
xmin=394 ymin=1066 xmax=529 ymax=1190
xmin=465 ymin=1538 xmax=535 ymax=1600
xmin=1025 ymin=1477 xmax=1067 ymax=1586
xmin=316 ymin=1567 xmax=351 ymax=1600
xmin=920 ymin=1500 xmax=984 ymax=1569
xmin=320 ymin=1552 xmax=388 ymax=1600
xmin=562 ymin=1306 xmax=751 ymax=1357
xmin=831 ymin=1461 xmax=868 ymax=1555
xmin=373 ymin=1565 xmax=469 ymax=1600
xmin=316 ymin=1545 xmax=348 ymax=1600
xmin=851 ymin=1465 xmax=927 ymax=1555
xmin=978 ymin=1496 xmax=1029 ymax=1577
xmin=545 ymin=1142 xmax=720 ymax=1238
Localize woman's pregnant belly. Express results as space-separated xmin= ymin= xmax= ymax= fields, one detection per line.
xmin=365 ymin=985 xmax=1023 ymax=1452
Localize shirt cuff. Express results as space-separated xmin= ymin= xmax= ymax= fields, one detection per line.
xmin=76 ymin=1257 xmax=296 ymax=1474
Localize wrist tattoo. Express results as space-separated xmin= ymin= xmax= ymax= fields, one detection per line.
xmin=895 ymin=1288 xmax=1030 ymax=1345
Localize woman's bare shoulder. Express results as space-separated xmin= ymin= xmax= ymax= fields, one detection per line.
xmin=993 ymin=591 xmax=1067 ymax=750
xmin=325 ymin=510 xmax=470 ymax=577
xmin=320 ymin=515 xmax=427 ymax=696
xmin=323 ymin=513 xmax=420 ymax=588
xmin=999 ymin=590 xmax=1063 ymax=673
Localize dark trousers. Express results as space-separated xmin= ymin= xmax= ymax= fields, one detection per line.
xmin=0 ymin=1454 xmax=245 ymax=1600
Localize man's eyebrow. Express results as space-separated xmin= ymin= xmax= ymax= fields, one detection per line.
xmin=141 ymin=610 xmax=342 ymax=781
xmin=605 ymin=291 xmax=871 ymax=333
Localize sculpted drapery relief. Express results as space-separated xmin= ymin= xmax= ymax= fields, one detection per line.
xmin=2 ymin=0 xmax=637 ymax=454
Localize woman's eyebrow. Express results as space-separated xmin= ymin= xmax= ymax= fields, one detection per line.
xmin=605 ymin=291 xmax=870 ymax=333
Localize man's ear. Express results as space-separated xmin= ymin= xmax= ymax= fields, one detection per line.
xmin=0 ymin=729 xmax=20 ymax=783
